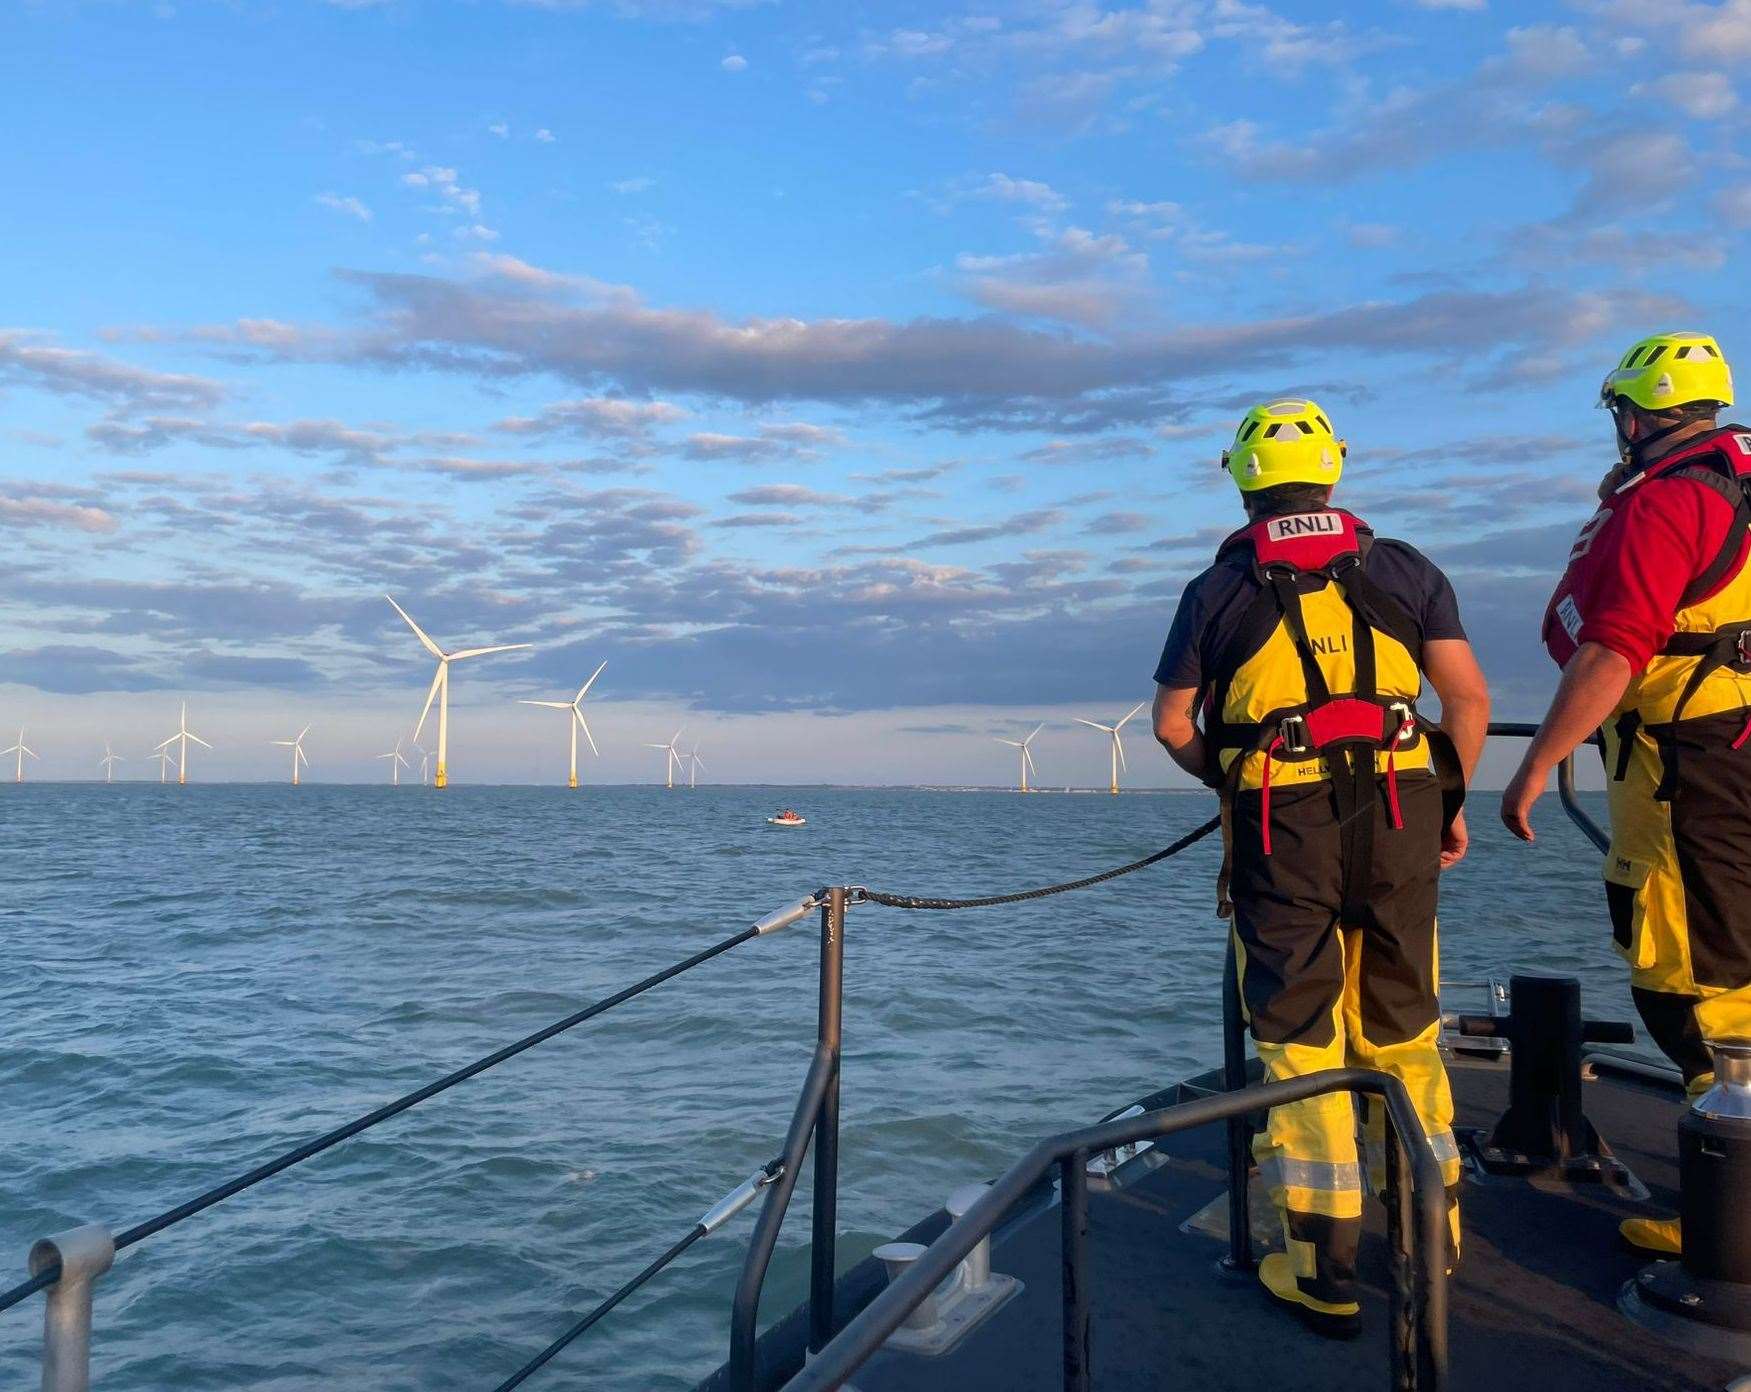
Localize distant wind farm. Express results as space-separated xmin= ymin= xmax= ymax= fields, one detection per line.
xmin=2 ymin=595 xmax=1158 ymax=789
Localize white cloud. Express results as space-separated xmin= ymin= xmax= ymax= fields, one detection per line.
xmin=487 ymin=121 xmax=510 ymax=138
xmin=973 ymin=172 xmax=1067 ymax=212
xmin=721 ymin=53 xmax=748 ymax=71
xmin=1717 ymin=184 xmax=1751 ymax=228
xmin=314 ymin=192 xmax=372 ymax=223
xmin=454 ymin=223 xmax=501 ymax=242
xmin=534 ymin=127 xmax=557 ymax=142
xmin=402 ymin=165 xmax=483 ymax=217
xmin=611 ymin=176 xmax=657 ymax=194
xmin=1637 ymin=71 xmax=1738 ymax=120
xmin=1680 ymin=0 xmax=1751 ymax=61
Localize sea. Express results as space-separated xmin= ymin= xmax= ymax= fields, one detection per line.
xmin=0 ymin=782 xmax=1630 ymax=1390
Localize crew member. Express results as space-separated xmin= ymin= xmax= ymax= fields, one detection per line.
xmin=1153 ymin=400 xmax=1489 ymax=1334
xmin=1502 ymin=332 xmax=1751 ymax=1255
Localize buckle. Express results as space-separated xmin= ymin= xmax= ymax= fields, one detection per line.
xmin=1736 ymin=630 xmax=1751 ymax=669
xmin=1277 ymin=714 xmax=1311 ymax=754
xmin=1389 ymin=701 xmax=1418 ymax=744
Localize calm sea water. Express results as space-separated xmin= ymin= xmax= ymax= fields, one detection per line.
xmin=0 ymin=782 xmax=1631 ymax=1390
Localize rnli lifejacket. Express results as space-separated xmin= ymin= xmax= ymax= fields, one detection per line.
xmin=1548 ymin=425 xmax=1751 ymax=797
xmin=1200 ymin=509 xmax=1463 ymax=857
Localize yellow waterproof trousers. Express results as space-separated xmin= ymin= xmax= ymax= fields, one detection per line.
xmin=1602 ymin=709 xmax=1751 ymax=1084
xmin=1229 ymin=771 xmax=1462 ymax=1310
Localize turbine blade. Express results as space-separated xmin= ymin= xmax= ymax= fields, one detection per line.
xmin=298 ymin=725 xmax=311 ymax=741
xmin=574 ymin=710 xmax=599 ymax=757
xmin=188 ymin=733 xmax=213 ymax=750
xmin=576 ymin=659 xmax=607 ymax=701
xmin=1115 ymin=736 xmax=1128 ymax=772
xmin=1116 ymin=701 xmax=1146 ymax=729
xmin=413 ymin=663 xmax=444 ymax=742
xmin=1073 ymin=718 xmax=1112 ymax=732
xmin=448 ymin=643 xmax=531 ymax=661
xmin=395 ymin=752 xmax=409 ymax=769
xmin=1025 ymin=723 xmax=1044 ymax=745
xmin=272 ymin=740 xmax=295 ymax=746
xmin=386 ymin=595 xmax=445 ymax=659
xmin=519 ymin=700 xmax=571 ymax=708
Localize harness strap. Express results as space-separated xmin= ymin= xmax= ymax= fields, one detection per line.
xmin=1651 ymin=623 xmax=1751 ymax=799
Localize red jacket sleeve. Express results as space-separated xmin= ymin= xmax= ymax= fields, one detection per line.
xmin=1577 ymin=476 xmax=1739 ymax=669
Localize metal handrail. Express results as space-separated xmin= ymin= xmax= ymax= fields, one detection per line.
xmin=784 ymin=1069 xmax=1449 ymax=1392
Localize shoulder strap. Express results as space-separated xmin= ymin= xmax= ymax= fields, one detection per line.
xmin=1659 ymin=465 xmax=1751 ymax=609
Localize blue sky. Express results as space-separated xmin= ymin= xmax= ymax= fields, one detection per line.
xmin=3 ymin=0 xmax=1749 ymax=785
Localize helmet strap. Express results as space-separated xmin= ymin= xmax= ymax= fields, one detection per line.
xmin=1612 ymin=401 xmax=1693 ymax=468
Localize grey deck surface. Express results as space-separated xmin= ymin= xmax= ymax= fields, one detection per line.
xmin=832 ymin=1053 xmax=1742 ymax=1392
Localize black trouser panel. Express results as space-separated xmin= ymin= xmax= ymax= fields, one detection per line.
xmin=1666 ymin=710 xmax=1751 ymax=988
xmin=1230 ymin=772 xmax=1443 ymax=1048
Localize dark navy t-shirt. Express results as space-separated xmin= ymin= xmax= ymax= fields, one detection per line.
xmin=1152 ymin=532 xmax=1467 ymax=694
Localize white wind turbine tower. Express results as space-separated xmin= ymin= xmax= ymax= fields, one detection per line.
xmin=386 ymin=595 xmax=531 ymax=789
xmin=517 ymin=660 xmax=606 ymax=789
xmin=148 ymin=748 xmax=173 ymax=784
xmin=687 ymin=742 xmax=705 ymax=789
xmin=272 ymin=725 xmax=310 ymax=786
xmin=3 ymin=729 xmax=38 ymax=784
xmin=413 ymin=742 xmax=431 ymax=786
xmin=995 ymin=723 xmax=1043 ymax=793
xmin=643 ymin=729 xmax=684 ymax=789
xmin=99 ymin=741 xmax=124 ymax=784
xmin=155 ymin=702 xmax=211 ymax=786
xmin=1075 ymin=701 xmax=1147 ymax=795
xmin=376 ymin=738 xmax=410 ymax=786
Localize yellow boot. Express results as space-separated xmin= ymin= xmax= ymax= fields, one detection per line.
xmin=1620 ymin=1216 xmax=1682 ymax=1256
xmin=1259 ymin=1252 xmax=1361 ymax=1339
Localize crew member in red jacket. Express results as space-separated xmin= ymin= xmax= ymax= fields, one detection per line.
xmin=1502 ymin=332 xmax=1751 ymax=1255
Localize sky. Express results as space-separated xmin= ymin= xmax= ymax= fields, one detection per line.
xmin=3 ymin=0 xmax=1749 ymax=787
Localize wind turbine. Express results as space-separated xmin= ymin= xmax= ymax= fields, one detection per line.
xmin=3 ymin=729 xmax=38 ymax=784
xmin=412 ymin=742 xmax=431 ymax=786
xmin=687 ymin=742 xmax=705 ymax=789
xmin=517 ymin=660 xmax=606 ymax=789
xmin=1075 ymin=701 xmax=1147 ymax=794
xmin=995 ymin=723 xmax=1043 ymax=793
xmin=99 ymin=741 xmax=124 ymax=784
xmin=155 ymin=702 xmax=211 ymax=785
xmin=643 ymin=729 xmax=684 ymax=789
xmin=376 ymin=738 xmax=411 ymax=786
xmin=148 ymin=748 xmax=173 ymax=784
xmin=272 ymin=725 xmax=310 ymax=786
xmin=386 ymin=595 xmax=531 ymax=789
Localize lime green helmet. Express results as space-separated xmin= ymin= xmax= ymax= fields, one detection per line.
xmin=1599 ymin=332 xmax=1734 ymax=413
xmin=1222 ymin=399 xmax=1346 ymax=492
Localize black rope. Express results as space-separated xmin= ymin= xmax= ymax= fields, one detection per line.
xmin=858 ymin=813 xmax=1222 ymax=910
xmin=491 ymin=1226 xmax=708 ymax=1392
xmin=0 ymin=925 xmax=761 ymax=1318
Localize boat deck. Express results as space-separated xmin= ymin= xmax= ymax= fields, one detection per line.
xmin=705 ymin=1047 xmax=1745 ymax=1391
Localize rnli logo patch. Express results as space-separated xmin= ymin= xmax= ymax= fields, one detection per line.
xmin=1267 ymin=512 xmax=1341 ymax=541
xmin=1557 ymin=594 xmax=1583 ymax=641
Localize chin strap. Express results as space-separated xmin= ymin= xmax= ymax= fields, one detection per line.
xmin=1613 ymin=404 xmax=1702 ymax=470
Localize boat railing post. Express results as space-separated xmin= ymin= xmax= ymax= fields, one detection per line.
xmin=1060 ymin=1151 xmax=1091 ymax=1392
xmin=1383 ymin=1118 xmax=1416 ymax=1392
xmin=808 ymin=886 xmax=846 ymax=1355
xmin=29 ymin=1224 xmax=114 ymax=1392
xmin=1221 ymin=937 xmax=1256 ymax=1273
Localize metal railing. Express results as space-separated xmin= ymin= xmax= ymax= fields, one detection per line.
xmin=784 ymin=1071 xmax=1450 ymax=1392
xmin=1488 ymin=721 xmax=1609 ymax=853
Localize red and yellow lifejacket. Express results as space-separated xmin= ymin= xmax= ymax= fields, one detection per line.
xmin=1199 ymin=509 xmax=1461 ymax=851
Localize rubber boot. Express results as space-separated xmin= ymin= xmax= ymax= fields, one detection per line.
xmin=1258 ymin=1252 xmax=1361 ymax=1339
xmin=1620 ymin=1215 xmax=1682 ymax=1256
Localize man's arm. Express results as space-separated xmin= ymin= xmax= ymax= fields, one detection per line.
xmin=1423 ymin=638 xmax=1490 ymax=780
xmin=1500 ymin=642 xmax=1632 ymax=841
xmin=1153 ymin=684 xmax=1209 ymax=782
xmin=1423 ymin=638 xmax=1490 ymax=868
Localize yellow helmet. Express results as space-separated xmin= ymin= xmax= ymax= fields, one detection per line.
xmin=1222 ymin=399 xmax=1346 ymax=492
xmin=1599 ymin=332 xmax=1734 ymax=412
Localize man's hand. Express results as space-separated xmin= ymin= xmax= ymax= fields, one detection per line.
xmin=1439 ymin=809 xmax=1470 ymax=869
xmin=1500 ymin=759 xmax=1544 ymax=842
